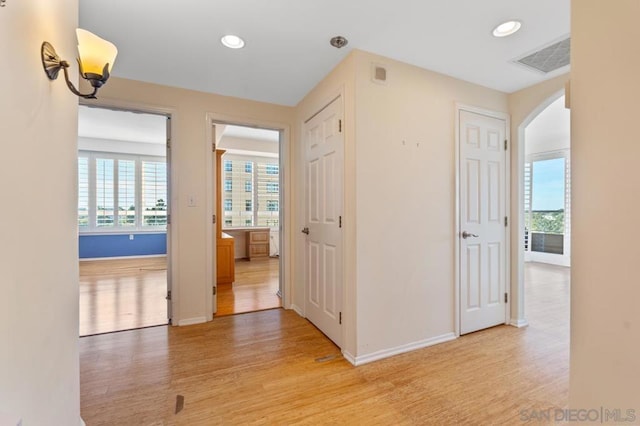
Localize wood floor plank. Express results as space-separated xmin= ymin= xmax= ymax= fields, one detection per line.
xmin=80 ymin=262 xmax=569 ymax=425
xmin=80 ymin=256 xmax=281 ymax=336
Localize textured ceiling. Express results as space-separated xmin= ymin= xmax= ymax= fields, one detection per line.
xmin=79 ymin=0 xmax=570 ymax=106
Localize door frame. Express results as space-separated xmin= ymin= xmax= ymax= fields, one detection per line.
xmin=79 ymin=98 xmax=178 ymax=324
xmin=454 ymin=103 xmax=511 ymax=337
xmin=514 ymin=89 xmax=566 ymax=327
xmin=204 ymin=112 xmax=292 ymax=320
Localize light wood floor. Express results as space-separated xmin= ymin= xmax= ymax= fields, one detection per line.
xmin=216 ymin=257 xmax=281 ymax=316
xmin=79 ymin=257 xmax=168 ymax=336
xmin=80 ymin=262 xmax=569 ymax=425
xmin=80 ymin=257 xmax=281 ymax=336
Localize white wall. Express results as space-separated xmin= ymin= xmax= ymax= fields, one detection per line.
xmin=570 ymin=0 xmax=640 ymax=411
xmin=78 ymin=136 xmax=166 ymax=157
xmin=0 ymin=0 xmax=81 ymax=424
xmin=352 ymin=50 xmax=508 ymax=359
xmin=525 ymin=96 xmax=570 ymax=156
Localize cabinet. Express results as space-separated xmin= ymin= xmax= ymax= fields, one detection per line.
xmin=246 ymin=229 xmax=270 ymax=260
xmin=216 ymin=150 xmax=235 ymax=284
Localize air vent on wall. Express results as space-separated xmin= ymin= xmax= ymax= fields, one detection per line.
xmin=514 ymin=37 xmax=570 ymax=74
xmin=371 ymin=63 xmax=387 ymax=85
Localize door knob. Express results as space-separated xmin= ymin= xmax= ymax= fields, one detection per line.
xmin=462 ymin=231 xmax=479 ymax=239
xmin=301 ymin=227 xmax=309 ymax=235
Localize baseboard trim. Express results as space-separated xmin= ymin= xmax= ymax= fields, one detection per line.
xmin=79 ymin=254 xmax=166 ymax=261
xmin=510 ymin=318 xmax=529 ymax=328
xmin=342 ymin=350 xmax=357 ymax=366
xmin=80 ymin=417 xmax=86 ymax=426
xmin=177 ymin=316 xmax=207 ymax=326
xmin=290 ymin=304 xmax=304 ymax=317
xmin=350 ymin=333 xmax=457 ymax=366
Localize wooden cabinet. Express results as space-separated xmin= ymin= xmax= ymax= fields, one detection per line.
xmin=217 ymin=233 xmax=235 ymax=284
xmin=246 ymin=229 xmax=270 ymax=260
xmin=216 ymin=150 xmax=235 ymax=284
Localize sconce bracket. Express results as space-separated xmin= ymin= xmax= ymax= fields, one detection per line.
xmin=41 ymin=42 xmax=65 ymax=81
xmin=41 ymin=41 xmax=99 ymax=99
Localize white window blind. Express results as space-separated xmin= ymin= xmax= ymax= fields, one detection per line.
xmin=96 ymin=158 xmax=115 ymax=227
xmin=78 ymin=156 xmax=89 ymax=228
xmin=142 ymin=161 xmax=168 ymax=227
xmin=78 ymin=151 xmax=166 ymax=232
xmin=118 ymin=160 xmax=136 ymax=227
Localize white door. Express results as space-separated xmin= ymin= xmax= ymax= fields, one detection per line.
xmin=459 ymin=109 xmax=508 ymax=335
xmin=303 ymin=96 xmax=343 ymax=347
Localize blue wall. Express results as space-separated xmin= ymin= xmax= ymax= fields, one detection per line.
xmin=79 ymin=233 xmax=166 ymax=259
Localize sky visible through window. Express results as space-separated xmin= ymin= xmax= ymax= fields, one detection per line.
xmin=532 ymin=157 xmax=565 ymax=211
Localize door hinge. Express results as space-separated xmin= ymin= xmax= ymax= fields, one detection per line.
xmin=339 ymin=119 xmax=342 ymax=133
xmin=504 ymin=216 xmax=508 ymax=227
xmin=504 ymin=293 xmax=508 ymax=303
xmin=213 ymin=214 xmax=216 ymax=224
xmin=166 ymin=290 xmax=172 ymax=301
xmin=504 ymin=139 xmax=508 ymax=151
xmin=213 ymin=286 xmax=217 ymax=296
xmin=167 ymin=214 xmax=171 ymax=225
xmin=339 ymin=312 xmax=342 ymax=325
xmin=212 ymin=142 xmax=216 ymax=152
xmin=339 ymin=216 xmax=342 ymax=228
xmin=167 ymin=139 xmax=171 ymax=149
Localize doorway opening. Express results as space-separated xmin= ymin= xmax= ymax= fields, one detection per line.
xmin=78 ymin=105 xmax=171 ymax=336
xmin=213 ymin=122 xmax=283 ymax=316
xmin=521 ymin=94 xmax=571 ymax=329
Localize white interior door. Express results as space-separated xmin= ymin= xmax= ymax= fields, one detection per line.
xmin=459 ymin=109 xmax=508 ymax=335
xmin=303 ymin=96 xmax=343 ymax=347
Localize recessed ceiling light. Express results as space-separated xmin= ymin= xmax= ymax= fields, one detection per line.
xmin=221 ymin=34 xmax=245 ymax=49
xmin=492 ymin=20 xmax=522 ymax=37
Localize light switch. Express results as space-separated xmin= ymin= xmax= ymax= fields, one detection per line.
xmin=188 ymin=195 xmax=198 ymax=207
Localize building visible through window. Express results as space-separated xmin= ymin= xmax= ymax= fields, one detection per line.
xmin=222 ymin=155 xmax=279 ymax=228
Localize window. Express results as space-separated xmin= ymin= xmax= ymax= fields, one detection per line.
xmin=118 ymin=160 xmax=136 ymax=226
xmin=96 ymin=158 xmax=115 ymax=227
xmin=78 ymin=151 xmax=167 ymax=232
xmin=524 ymin=151 xmax=571 ymax=261
xmin=142 ymin=161 xmax=167 ymax=227
xmin=223 ymin=156 xmax=279 ymax=228
xmin=78 ymin=157 xmax=89 ymax=228
xmin=224 ymin=160 xmax=232 ymax=172
xmin=266 ymin=182 xmax=279 ymax=193
xmin=225 ymin=179 xmax=232 ymax=192
xmin=224 ymin=199 xmax=232 ymax=211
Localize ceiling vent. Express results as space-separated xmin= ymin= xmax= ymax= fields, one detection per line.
xmin=514 ymin=37 xmax=570 ymax=74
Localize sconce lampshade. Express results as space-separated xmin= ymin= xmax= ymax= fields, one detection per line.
xmin=76 ymin=28 xmax=118 ymax=78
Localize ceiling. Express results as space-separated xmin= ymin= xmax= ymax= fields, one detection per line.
xmin=79 ymin=0 xmax=570 ymax=107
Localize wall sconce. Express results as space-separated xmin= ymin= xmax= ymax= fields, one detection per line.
xmin=41 ymin=29 xmax=117 ymax=99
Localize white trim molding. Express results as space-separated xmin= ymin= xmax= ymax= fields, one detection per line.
xmin=510 ymin=318 xmax=529 ymax=328
xmin=290 ymin=304 xmax=304 ymax=317
xmin=177 ymin=317 xmax=207 ymax=326
xmin=347 ymin=333 xmax=457 ymax=366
